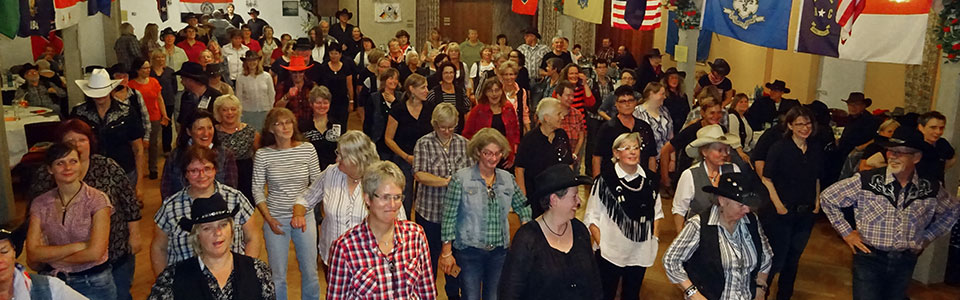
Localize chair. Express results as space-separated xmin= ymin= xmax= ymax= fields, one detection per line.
xmin=23 ymin=121 xmax=61 ymax=147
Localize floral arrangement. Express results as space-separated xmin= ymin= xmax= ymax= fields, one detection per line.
xmin=938 ymin=0 xmax=960 ymax=63
xmin=669 ymin=0 xmax=700 ymax=30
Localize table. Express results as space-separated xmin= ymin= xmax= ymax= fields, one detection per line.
xmin=4 ymin=105 xmax=60 ymax=166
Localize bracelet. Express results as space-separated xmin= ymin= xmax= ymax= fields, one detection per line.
xmin=683 ymin=285 xmax=698 ymax=299
xmin=441 ymin=252 xmax=452 ymax=258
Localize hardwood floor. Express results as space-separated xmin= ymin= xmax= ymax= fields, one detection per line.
xmin=13 ymin=109 xmax=960 ymax=299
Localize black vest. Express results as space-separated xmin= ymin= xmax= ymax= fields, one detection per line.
xmin=682 ymin=210 xmax=763 ymax=300
xmin=172 ymin=253 xmax=263 ymax=300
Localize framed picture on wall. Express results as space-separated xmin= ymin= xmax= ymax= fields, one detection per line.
xmin=282 ymin=1 xmax=298 ymax=16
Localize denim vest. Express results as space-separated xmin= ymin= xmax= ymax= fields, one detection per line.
xmin=452 ymin=166 xmax=519 ymax=251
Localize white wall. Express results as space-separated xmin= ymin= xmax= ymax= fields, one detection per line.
xmin=119 ymin=0 xmax=316 ymax=42
xmin=0 ymin=12 xmax=115 ymax=75
xmin=355 ymin=0 xmax=416 ymax=51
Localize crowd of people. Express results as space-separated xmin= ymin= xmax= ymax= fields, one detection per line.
xmin=3 ymin=6 xmax=960 ymax=300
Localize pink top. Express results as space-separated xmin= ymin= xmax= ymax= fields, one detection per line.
xmin=30 ymin=184 xmax=112 ymax=273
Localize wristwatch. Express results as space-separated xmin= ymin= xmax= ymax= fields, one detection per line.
xmin=684 ymin=285 xmax=699 ymax=299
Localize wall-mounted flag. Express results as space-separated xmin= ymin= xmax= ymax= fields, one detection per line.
xmin=701 ymin=0 xmax=791 ymax=49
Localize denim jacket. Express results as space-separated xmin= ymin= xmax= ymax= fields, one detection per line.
xmin=448 ymin=165 xmax=532 ymax=251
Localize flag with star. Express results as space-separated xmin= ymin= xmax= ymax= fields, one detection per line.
xmin=157 ymin=0 xmax=168 ymax=21
xmin=700 ymin=0 xmax=792 ymax=49
xmin=796 ymin=0 xmax=840 ymax=57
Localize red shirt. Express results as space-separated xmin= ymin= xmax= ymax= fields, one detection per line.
xmin=176 ymin=40 xmax=207 ymax=63
xmin=244 ymin=39 xmax=261 ymax=54
xmin=128 ymin=77 xmax=163 ymax=121
xmin=462 ymin=102 xmax=521 ymax=163
xmin=326 ymin=220 xmax=437 ymax=300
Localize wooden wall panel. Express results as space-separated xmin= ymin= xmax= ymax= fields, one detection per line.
xmin=593 ymin=0 xmax=655 ymax=62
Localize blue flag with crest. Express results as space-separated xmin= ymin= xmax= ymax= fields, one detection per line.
xmin=700 ymin=0 xmax=791 ymax=49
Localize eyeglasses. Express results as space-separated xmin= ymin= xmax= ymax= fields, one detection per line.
xmin=791 ymin=121 xmax=813 ymax=128
xmin=480 ymin=150 xmax=503 ymax=158
xmin=616 ymin=98 xmax=637 ymax=104
xmin=616 ymin=145 xmax=641 ymax=151
xmin=373 ymin=192 xmax=404 ymax=202
xmin=186 ymin=166 xmax=215 ymax=176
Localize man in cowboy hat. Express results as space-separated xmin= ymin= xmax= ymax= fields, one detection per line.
xmin=695 ymin=58 xmax=733 ymax=106
xmin=0 ymin=224 xmax=88 ymax=299
xmin=517 ymin=28 xmax=550 ymax=82
xmin=246 ymin=8 xmax=269 ymax=40
xmin=837 ymin=92 xmax=880 ymax=160
xmin=71 ymin=68 xmax=145 ymax=182
xmin=637 ymin=48 xmax=664 ymax=91
xmin=821 ymin=128 xmax=960 ymax=300
xmin=329 ymin=9 xmax=355 ymax=47
xmin=273 ymin=38 xmax=320 ymax=84
xmin=745 ymin=79 xmax=800 ymax=131
xmin=175 ymin=62 xmax=222 ymax=127
xmin=13 ymin=62 xmax=66 ymax=116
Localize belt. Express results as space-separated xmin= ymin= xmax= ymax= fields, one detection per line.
xmin=55 ymin=262 xmax=111 ymax=280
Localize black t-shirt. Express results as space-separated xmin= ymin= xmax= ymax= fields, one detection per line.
xmin=177 ymin=87 xmax=222 ymax=126
xmin=751 ymin=124 xmax=786 ymax=163
xmin=594 ymin=117 xmax=657 ymax=166
xmin=763 ymin=138 xmax=824 ymax=208
xmin=670 ymin=122 xmax=705 ymax=175
xmin=300 ymin=118 xmax=344 ymax=170
xmin=516 ymin=127 xmax=575 ymax=201
xmin=918 ymin=138 xmax=955 ymax=184
xmin=697 ymin=74 xmax=732 ymax=97
xmin=389 ymin=101 xmax=435 ymax=155
xmin=539 ymin=51 xmax=573 ymax=71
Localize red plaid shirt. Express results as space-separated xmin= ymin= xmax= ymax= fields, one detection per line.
xmin=326 ymin=220 xmax=437 ymax=300
xmin=559 ymin=106 xmax=587 ymax=152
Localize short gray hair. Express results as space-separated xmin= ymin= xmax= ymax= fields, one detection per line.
xmin=537 ymin=97 xmax=562 ymax=120
xmin=431 ymin=103 xmax=459 ymax=128
xmin=337 ymin=130 xmax=380 ymax=175
xmin=361 ymin=160 xmax=406 ymax=196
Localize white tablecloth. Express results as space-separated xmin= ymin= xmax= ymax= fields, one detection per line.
xmin=4 ymin=105 xmax=60 ymax=166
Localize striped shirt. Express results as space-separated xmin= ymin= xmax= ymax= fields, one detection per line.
xmin=154 ymin=181 xmax=255 ymax=265
xmin=252 ymin=142 xmax=322 ymax=219
xmin=304 ymin=164 xmax=409 ymax=264
xmin=633 ymin=104 xmax=674 ymax=154
xmin=663 ymin=206 xmax=773 ymax=300
xmin=442 ymin=92 xmax=457 ymax=106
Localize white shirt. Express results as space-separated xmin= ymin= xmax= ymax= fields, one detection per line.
xmin=727 ymin=113 xmax=755 ymax=152
xmin=221 ymin=44 xmax=250 ymax=80
xmin=469 ymin=61 xmax=494 ymax=79
xmin=671 ymin=161 xmax=741 ymax=217
xmin=235 ymin=71 xmax=276 ymax=112
xmin=312 ymin=45 xmax=326 ymax=63
xmin=304 ymin=164 xmax=407 ymax=264
xmin=584 ymin=163 xmax=663 ymax=267
xmin=12 ymin=264 xmax=88 ymax=300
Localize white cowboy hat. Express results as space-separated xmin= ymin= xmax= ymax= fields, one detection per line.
xmin=685 ymin=124 xmax=741 ymax=159
xmin=74 ymin=68 xmax=122 ymax=98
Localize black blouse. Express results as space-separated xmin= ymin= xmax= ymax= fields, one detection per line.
xmin=300 ymin=117 xmax=343 ymax=170
xmin=388 ymin=100 xmax=435 ymax=155
xmin=499 ymin=218 xmax=602 ymax=300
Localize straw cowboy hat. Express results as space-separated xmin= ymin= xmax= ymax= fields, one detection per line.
xmin=685 ymin=124 xmax=741 ymax=159
xmin=75 ymin=68 xmax=122 ymax=98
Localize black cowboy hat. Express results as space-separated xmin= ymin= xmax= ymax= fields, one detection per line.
xmin=843 ymin=92 xmax=873 ymax=107
xmin=335 ymin=9 xmax=353 ymax=19
xmin=523 ymin=28 xmax=542 ymax=40
xmin=707 ymin=58 xmax=731 ymax=76
xmin=178 ymin=193 xmax=240 ymax=232
xmin=644 ymin=48 xmax=663 ymax=58
xmin=702 ymin=173 xmax=762 ymax=208
xmin=878 ymin=127 xmax=929 ymax=153
xmin=248 ymin=8 xmax=260 ymax=15
xmin=205 ymin=64 xmax=223 ymax=80
xmin=16 ymin=63 xmax=38 ymax=77
xmin=293 ymin=37 xmax=313 ymax=51
xmin=0 ymin=222 xmax=27 ymax=257
xmin=161 ymin=27 xmax=177 ymax=38
xmin=531 ymin=164 xmax=592 ymax=204
xmin=242 ymin=50 xmax=262 ymax=61
xmin=175 ymin=62 xmax=209 ymax=82
xmin=664 ymin=67 xmax=686 ymax=79
xmin=765 ymin=80 xmax=791 ymax=93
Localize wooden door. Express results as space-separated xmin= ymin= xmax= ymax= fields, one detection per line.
xmin=439 ymin=0 xmax=493 ymax=44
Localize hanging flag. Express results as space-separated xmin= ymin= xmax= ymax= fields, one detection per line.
xmin=54 ymin=0 xmax=87 ymax=29
xmin=0 ymin=0 xmax=20 ymax=39
xmin=836 ymin=0 xmax=865 ymax=44
xmin=700 ymin=0 xmax=792 ymax=49
xmin=512 ymin=0 xmax=538 ymax=15
xmin=795 ymin=0 xmax=841 ymax=57
xmin=87 ymin=0 xmax=111 ymax=16
xmin=19 ymin=0 xmax=55 ymax=37
xmin=158 ymin=0 xmax=169 ymax=21
xmin=796 ymin=0 xmax=930 ymax=64
xmin=31 ymin=31 xmax=62 ymax=60
xmin=612 ymin=0 xmax=661 ymax=30
xmin=180 ymin=0 xmax=232 ymax=17
xmin=565 ymin=0 xmax=604 ymax=24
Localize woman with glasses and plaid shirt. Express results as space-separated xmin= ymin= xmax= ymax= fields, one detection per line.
xmin=439 ymin=128 xmax=533 ymax=300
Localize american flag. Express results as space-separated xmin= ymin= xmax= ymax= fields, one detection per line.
xmin=836 ymin=0 xmax=865 ymax=44
xmin=611 ymin=0 xmax=661 ymax=31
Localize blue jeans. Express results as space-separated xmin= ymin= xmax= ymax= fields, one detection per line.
xmin=851 ymin=246 xmax=918 ymax=300
xmin=112 ymin=253 xmax=135 ymax=300
xmin=62 ymin=265 xmax=116 ymax=300
xmin=263 ymin=213 xmax=320 ymax=300
xmin=454 ymin=246 xmax=506 ymax=300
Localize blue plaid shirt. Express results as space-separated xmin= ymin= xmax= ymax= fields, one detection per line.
xmin=154 ymin=181 xmax=255 ymax=265
xmin=821 ymin=168 xmax=960 ymax=252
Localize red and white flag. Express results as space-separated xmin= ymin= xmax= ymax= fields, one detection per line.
xmin=837 ymin=0 xmax=931 ymax=64
xmin=612 ymin=0 xmax=661 ymax=31
xmin=512 ymin=0 xmax=538 ymax=15
xmin=54 ymin=0 xmax=86 ymax=29
xmin=180 ymin=0 xmax=233 ymax=17
xmin=835 ymin=0 xmax=865 ymax=44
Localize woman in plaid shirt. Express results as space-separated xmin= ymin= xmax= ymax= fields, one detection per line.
xmin=326 ymin=161 xmax=436 ymax=299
